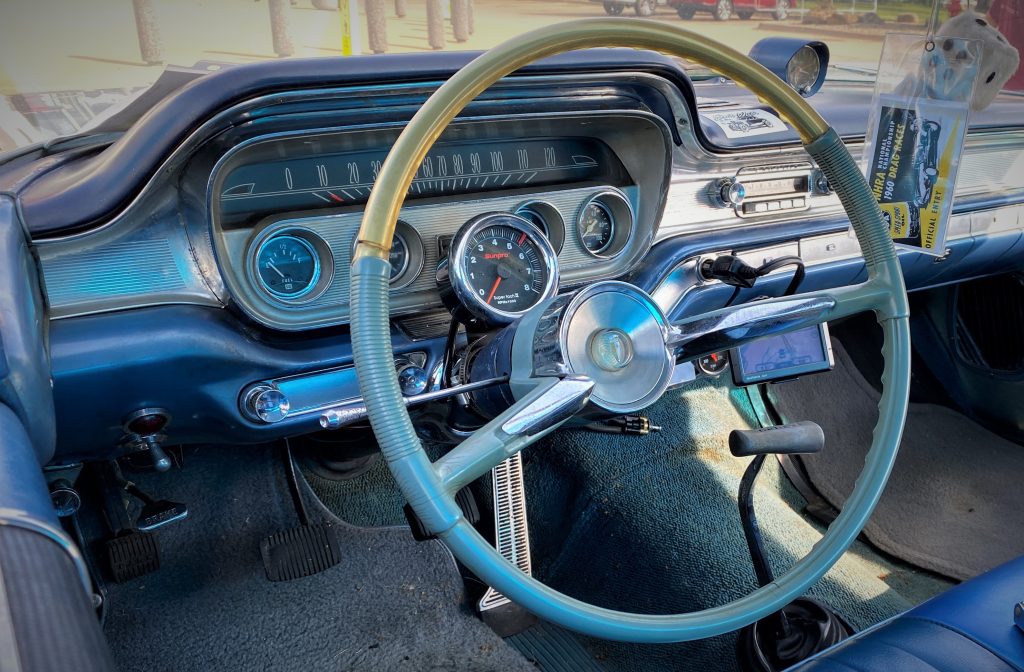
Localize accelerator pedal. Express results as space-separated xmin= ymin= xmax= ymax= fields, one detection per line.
xmin=261 ymin=523 xmax=342 ymax=582
xmin=479 ymin=453 xmax=537 ymax=637
xmin=105 ymin=530 xmax=160 ymax=583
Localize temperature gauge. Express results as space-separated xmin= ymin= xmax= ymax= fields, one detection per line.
xmin=697 ymin=352 xmax=730 ymax=377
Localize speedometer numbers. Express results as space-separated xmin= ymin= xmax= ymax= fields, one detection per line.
xmin=439 ymin=213 xmax=559 ymax=324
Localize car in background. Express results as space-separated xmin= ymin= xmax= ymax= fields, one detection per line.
xmin=668 ymin=0 xmax=790 ymax=20
xmin=593 ymin=0 xmax=667 ymax=16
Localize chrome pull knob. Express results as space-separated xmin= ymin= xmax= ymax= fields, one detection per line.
xmin=397 ymin=364 xmax=429 ymax=396
xmin=713 ymin=177 xmax=746 ymax=207
xmin=243 ymin=385 xmax=290 ymax=424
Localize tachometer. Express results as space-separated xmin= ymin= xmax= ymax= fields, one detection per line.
xmin=441 ymin=212 xmax=559 ymax=324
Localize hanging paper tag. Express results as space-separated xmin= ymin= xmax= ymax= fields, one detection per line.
xmin=862 ymin=33 xmax=981 ymax=255
xmin=867 ymin=95 xmax=966 ymax=251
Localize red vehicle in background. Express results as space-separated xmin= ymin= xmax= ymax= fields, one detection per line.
xmin=667 ymin=0 xmax=791 ymax=20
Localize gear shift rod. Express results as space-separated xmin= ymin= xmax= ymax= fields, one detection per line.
xmin=729 ymin=421 xmax=851 ymax=672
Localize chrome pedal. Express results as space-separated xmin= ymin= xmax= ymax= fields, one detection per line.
xmin=478 ymin=453 xmax=537 ymax=636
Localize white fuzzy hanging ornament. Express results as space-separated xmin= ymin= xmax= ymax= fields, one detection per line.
xmin=933 ymin=10 xmax=1020 ymax=110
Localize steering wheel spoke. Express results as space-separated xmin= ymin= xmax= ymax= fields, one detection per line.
xmin=668 ymin=280 xmax=892 ymax=362
xmin=434 ymin=375 xmax=594 ymax=494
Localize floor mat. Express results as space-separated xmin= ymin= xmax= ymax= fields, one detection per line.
xmin=295 ymin=378 xmax=950 ymax=671
xmin=770 ymin=340 xmax=1024 ymax=580
xmin=98 ymin=445 xmax=533 ymax=672
xmin=515 ymin=378 xmax=950 ymax=671
xmin=302 ymin=455 xmax=409 ymax=528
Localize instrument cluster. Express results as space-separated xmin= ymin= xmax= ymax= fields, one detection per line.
xmin=208 ymin=113 xmax=672 ymax=331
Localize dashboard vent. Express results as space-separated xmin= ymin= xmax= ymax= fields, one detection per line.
xmin=955 ymin=274 xmax=1024 ymax=373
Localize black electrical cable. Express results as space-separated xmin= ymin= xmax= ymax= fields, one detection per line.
xmin=724 ymin=285 xmax=743 ymax=307
xmin=441 ymin=316 xmax=461 ymax=389
xmin=283 ymin=440 xmax=310 ymax=527
xmin=756 ymin=255 xmax=806 ymax=297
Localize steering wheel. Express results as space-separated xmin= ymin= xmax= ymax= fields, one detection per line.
xmin=350 ymin=19 xmax=910 ymax=643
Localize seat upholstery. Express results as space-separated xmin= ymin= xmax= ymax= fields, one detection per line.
xmin=788 ymin=555 xmax=1024 ymax=671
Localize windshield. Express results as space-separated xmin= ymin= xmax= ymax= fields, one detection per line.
xmin=0 ymin=0 xmax=1020 ymax=152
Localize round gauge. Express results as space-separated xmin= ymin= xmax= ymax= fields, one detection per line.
xmin=576 ymin=190 xmax=633 ymax=259
xmin=350 ymin=220 xmax=423 ymax=289
xmin=787 ymin=45 xmax=822 ymax=96
xmin=515 ymin=206 xmax=549 ymax=238
xmin=579 ymin=202 xmax=615 ymax=254
xmin=388 ymin=232 xmax=409 ymax=282
xmin=514 ymin=200 xmax=565 ymax=254
xmin=446 ymin=212 xmax=559 ymax=323
xmin=255 ymin=234 xmax=321 ymax=299
xmin=697 ymin=351 xmax=730 ymax=376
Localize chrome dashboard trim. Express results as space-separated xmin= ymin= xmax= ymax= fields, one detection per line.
xmin=29 ymin=69 xmax=1024 ymax=326
xmin=652 ymin=201 xmax=1024 ymax=320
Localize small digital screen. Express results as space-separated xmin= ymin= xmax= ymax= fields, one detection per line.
xmin=731 ymin=324 xmax=832 ymax=386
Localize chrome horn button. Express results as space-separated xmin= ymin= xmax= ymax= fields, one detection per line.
xmin=589 ymin=328 xmax=635 ymax=372
xmin=559 ymin=282 xmax=674 ymax=415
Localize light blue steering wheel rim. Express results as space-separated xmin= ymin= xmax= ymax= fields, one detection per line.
xmin=349 ymin=19 xmax=911 ymax=643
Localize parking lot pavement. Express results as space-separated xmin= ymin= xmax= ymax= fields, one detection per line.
xmin=0 ymin=0 xmax=884 ymax=98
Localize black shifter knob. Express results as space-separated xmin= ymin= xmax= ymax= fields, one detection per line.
xmin=729 ymin=421 xmax=824 ymax=458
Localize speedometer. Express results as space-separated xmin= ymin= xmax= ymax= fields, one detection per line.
xmin=442 ymin=212 xmax=559 ymax=324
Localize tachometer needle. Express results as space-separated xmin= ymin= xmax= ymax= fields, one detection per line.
xmin=266 ymin=261 xmax=286 ymax=278
xmin=485 ymin=276 xmax=502 ymax=304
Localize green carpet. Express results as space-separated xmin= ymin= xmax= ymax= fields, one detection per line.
xmin=304 ymin=377 xmax=952 ymax=671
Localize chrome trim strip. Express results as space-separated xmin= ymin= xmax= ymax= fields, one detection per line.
xmin=318 ymin=375 xmax=508 ymax=429
xmin=479 ymin=452 xmax=532 ymax=613
xmin=0 ymin=509 xmax=91 ymax=596
xmin=499 ymin=375 xmax=594 ymax=437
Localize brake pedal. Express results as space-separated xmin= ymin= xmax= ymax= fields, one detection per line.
xmin=136 ymin=499 xmax=189 ymax=532
xmin=96 ymin=461 xmax=163 ymax=583
xmin=105 ymin=530 xmax=160 ymax=583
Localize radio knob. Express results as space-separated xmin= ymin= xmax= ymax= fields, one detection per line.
xmin=244 ymin=385 xmax=290 ymax=423
xmin=714 ymin=178 xmax=746 ymax=207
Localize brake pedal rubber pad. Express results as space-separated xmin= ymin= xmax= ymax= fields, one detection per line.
xmin=105 ymin=530 xmax=160 ymax=583
xmin=261 ymin=523 xmax=341 ymax=582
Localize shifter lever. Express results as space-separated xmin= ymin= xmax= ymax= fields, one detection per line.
xmin=729 ymin=421 xmax=824 ymax=458
xmin=729 ymin=421 xmax=850 ymax=672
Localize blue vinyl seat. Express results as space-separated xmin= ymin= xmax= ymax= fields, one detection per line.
xmin=787 ymin=556 xmax=1024 ymax=671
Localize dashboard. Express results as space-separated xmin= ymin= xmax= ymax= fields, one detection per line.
xmin=3 ymin=49 xmax=1021 ymax=461
xmin=208 ymin=113 xmax=670 ymax=330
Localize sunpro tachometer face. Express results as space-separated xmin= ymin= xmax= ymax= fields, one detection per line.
xmin=447 ymin=213 xmax=559 ymax=324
